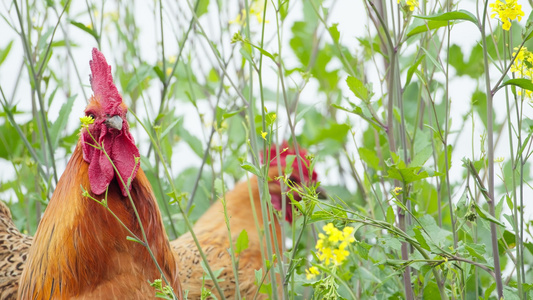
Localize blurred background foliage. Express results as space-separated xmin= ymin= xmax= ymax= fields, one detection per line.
xmin=1 ymin=0 xmax=533 ymax=298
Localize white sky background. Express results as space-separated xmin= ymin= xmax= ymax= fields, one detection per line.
xmin=0 ymin=0 xmax=532 ymax=223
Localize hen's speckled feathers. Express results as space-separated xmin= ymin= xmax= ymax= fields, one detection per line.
xmin=0 ymin=201 xmax=32 ymax=300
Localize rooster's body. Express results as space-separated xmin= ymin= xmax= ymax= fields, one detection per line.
xmin=172 ymin=144 xmax=320 ymax=299
xmin=17 ymin=48 xmax=182 ymax=299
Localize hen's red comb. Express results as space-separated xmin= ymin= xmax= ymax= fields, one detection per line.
xmin=262 ymin=141 xmax=318 ymax=182
xmin=89 ymin=48 xmax=123 ymax=114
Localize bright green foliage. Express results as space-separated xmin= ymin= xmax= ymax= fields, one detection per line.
xmin=2 ymin=0 xmax=533 ymax=299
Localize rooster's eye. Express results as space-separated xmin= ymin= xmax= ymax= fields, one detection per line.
xmin=87 ymin=113 xmax=95 ymax=119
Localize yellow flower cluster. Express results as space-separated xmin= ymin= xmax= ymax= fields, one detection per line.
xmin=393 ymin=187 xmax=403 ymax=195
xmin=229 ymin=0 xmax=268 ymax=26
xmin=406 ymin=0 xmax=418 ymax=11
xmin=397 ymin=0 xmax=418 ymax=11
xmin=511 ymin=47 xmax=533 ymax=98
xmin=80 ymin=115 xmax=95 ymax=128
xmin=306 ymin=223 xmax=355 ymax=280
xmin=490 ymin=0 xmax=524 ymax=31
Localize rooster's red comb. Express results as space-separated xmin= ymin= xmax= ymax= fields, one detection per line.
xmin=89 ymin=48 xmax=123 ymax=113
xmin=262 ymin=141 xmax=318 ymax=182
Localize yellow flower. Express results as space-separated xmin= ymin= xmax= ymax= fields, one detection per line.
xmin=80 ymin=115 xmax=95 ymax=128
xmin=315 ymin=223 xmax=355 ymax=266
xmin=510 ymin=47 xmax=533 ymax=99
xmin=490 ymin=0 xmax=524 ymax=31
xmin=166 ymin=67 xmax=173 ymax=77
xmin=393 ymin=187 xmax=403 ymax=195
xmin=229 ymin=0 xmax=268 ymax=25
xmin=261 ymin=131 xmax=267 ymax=140
xmin=305 ymin=266 xmax=320 ymax=280
xmin=406 ymin=0 xmax=418 ymax=11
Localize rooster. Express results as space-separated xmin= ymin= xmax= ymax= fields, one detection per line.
xmin=0 ymin=201 xmax=32 ymax=300
xmin=171 ymin=142 xmax=323 ymax=299
xmin=17 ymin=48 xmax=183 ymax=299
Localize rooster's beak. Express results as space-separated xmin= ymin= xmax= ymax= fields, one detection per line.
xmin=316 ymin=186 xmax=328 ymax=199
xmin=105 ymin=115 xmax=123 ymax=130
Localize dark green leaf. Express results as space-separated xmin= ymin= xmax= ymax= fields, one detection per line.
xmin=501 ymin=78 xmax=533 ymax=92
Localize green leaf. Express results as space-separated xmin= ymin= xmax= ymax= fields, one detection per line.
xmin=423 ymin=282 xmax=441 ymax=299
xmin=70 ymin=21 xmax=99 ymax=41
xmin=359 ymin=147 xmax=381 ymax=170
xmin=356 ymin=241 xmax=372 ymax=260
xmin=126 ymin=236 xmax=143 ymax=244
xmin=50 ymin=94 xmax=76 ymax=148
xmin=473 ymin=202 xmax=506 ymax=227
xmin=214 ymin=178 xmax=224 ymax=197
xmin=235 ymin=229 xmax=249 ymax=255
xmin=195 ymin=0 xmax=210 ymax=17
xmin=414 ymin=10 xmax=478 ymax=24
xmin=153 ymin=66 xmax=165 ymax=82
xmin=328 ymin=23 xmax=340 ymax=43
xmin=386 ymin=205 xmax=395 ymax=224
xmin=0 ymin=40 xmax=13 ymax=65
xmin=500 ymin=78 xmax=533 ymax=93
xmin=405 ymin=55 xmax=425 ymax=86
xmin=421 ymin=47 xmax=444 ymax=74
xmin=241 ymin=161 xmax=261 ymax=177
xmin=407 ymin=20 xmax=450 ymax=38
xmin=346 ymin=76 xmax=369 ymax=102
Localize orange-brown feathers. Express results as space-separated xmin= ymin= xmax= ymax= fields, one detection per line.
xmin=18 ymin=144 xmax=182 ymax=299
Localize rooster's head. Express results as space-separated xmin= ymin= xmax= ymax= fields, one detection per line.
xmin=263 ymin=141 xmax=325 ymax=223
xmin=81 ymin=48 xmax=140 ymax=197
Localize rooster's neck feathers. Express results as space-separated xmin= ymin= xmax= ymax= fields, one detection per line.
xmin=18 ymin=143 xmax=180 ymax=299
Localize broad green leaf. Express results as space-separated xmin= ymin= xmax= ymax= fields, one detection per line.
xmin=328 ymin=23 xmax=340 ymax=43
xmin=346 ymin=76 xmax=369 ymax=102
xmin=410 ymin=145 xmax=433 ymax=167
xmin=473 ymin=202 xmax=506 ymax=227
xmin=386 ymin=165 xmax=436 ymax=184
xmin=356 ymin=241 xmax=372 ymax=260
xmin=423 ymin=282 xmax=441 ymax=299
xmin=501 ymin=78 xmax=533 ymax=93
xmin=415 ymin=10 xmax=478 ymax=24
xmin=235 ymin=229 xmax=249 ymax=255
xmin=241 ymin=161 xmax=261 ymax=177
xmin=386 ymin=205 xmax=395 ymax=224
xmin=195 ymin=0 xmax=210 ymax=17
xmin=379 ymin=236 xmax=402 ymax=251
xmin=359 ymin=147 xmax=381 ymax=170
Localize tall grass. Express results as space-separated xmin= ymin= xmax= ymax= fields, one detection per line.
xmin=1 ymin=0 xmax=533 ymax=299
